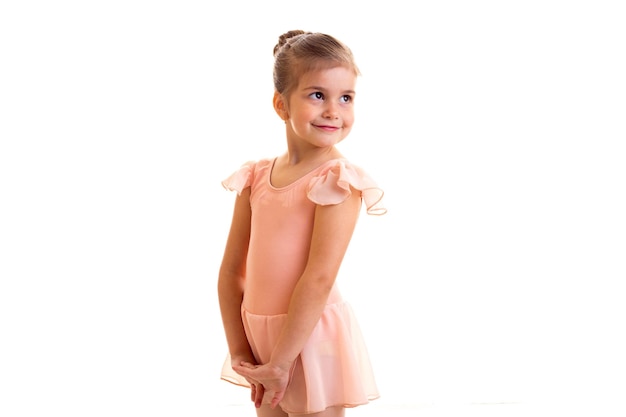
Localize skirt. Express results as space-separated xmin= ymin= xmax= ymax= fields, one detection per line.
xmin=221 ymin=302 xmax=379 ymax=414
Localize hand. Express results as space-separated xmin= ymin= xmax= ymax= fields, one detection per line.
xmin=231 ymin=356 xmax=264 ymax=407
xmin=233 ymin=361 xmax=292 ymax=409
xmin=248 ymin=378 xmax=265 ymax=408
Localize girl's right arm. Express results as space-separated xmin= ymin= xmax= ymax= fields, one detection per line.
xmin=218 ymin=187 xmax=255 ymax=365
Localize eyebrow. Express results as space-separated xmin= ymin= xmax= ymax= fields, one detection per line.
xmin=304 ymin=86 xmax=356 ymax=95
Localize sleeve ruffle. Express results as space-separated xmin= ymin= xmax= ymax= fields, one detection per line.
xmin=221 ymin=161 xmax=255 ymax=195
xmin=307 ymin=160 xmax=387 ymax=215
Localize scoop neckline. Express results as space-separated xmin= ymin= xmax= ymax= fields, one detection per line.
xmin=267 ymin=157 xmax=345 ymax=191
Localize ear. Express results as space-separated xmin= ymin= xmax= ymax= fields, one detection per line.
xmin=273 ymin=91 xmax=289 ymax=121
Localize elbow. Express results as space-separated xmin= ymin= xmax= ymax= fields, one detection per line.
xmin=218 ymin=268 xmax=246 ymax=299
xmin=306 ymin=271 xmax=337 ymax=297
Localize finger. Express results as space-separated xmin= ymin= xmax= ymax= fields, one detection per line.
xmin=270 ymin=390 xmax=285 ymax=409
xmin=239 ymin=361 xmax=257 ymax=369
xmin=250 ymin=384 xmax=256 ymax=403
xmin=233 ymin=365 xmax=253 ymax=378
xmin=255 ymin=384 xmax=265 ymax=408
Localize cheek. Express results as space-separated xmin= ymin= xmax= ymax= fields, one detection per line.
xmin=344 ymin=111 xmax=355 ymax=127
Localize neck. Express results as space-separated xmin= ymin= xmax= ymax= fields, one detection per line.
xmin=283 ymin=144 xmax=342 ymax=166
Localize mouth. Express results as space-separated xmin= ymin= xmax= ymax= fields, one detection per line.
xmin=313 ymin=124 xmax=341 ymax=132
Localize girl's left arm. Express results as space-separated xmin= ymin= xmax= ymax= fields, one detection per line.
xmin=233 ymin=188 xmax=362 ymax=408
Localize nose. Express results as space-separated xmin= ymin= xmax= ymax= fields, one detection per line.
xmin=322 ymin=102 xmax=339 ymax=119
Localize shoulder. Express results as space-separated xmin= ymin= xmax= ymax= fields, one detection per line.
xmin=221 ymin=158 xmax=274 ymax=195
xmin=308 ymin=159 xmax=387 ymax=215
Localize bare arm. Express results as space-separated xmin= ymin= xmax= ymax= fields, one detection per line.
xmin=218 ymin=187 xmax=255 ymax=365
xmin=234 ymin=189 xmax=362 ymax=408
xmin=270 ymin=189 xmax=361 ymax=366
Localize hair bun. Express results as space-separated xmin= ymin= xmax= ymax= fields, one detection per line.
xmin=273 ymin=30 xmax=311 ymax=57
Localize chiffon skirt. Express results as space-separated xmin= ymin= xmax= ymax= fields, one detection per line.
xmin=221 ymin=302 xmax=379 ymax=414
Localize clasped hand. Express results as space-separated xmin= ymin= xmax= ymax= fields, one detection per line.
xmin=233 ymin=360 xmax=292 ymax=409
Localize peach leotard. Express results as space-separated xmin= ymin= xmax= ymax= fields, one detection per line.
xmin=220 ymin=158 xmax=385 ymax=414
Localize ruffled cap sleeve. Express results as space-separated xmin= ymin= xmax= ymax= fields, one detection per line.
xmin=221 ymin=161 xmax=255 ymax=195
xmin=307 ymin=160 xmax=387 ymax=215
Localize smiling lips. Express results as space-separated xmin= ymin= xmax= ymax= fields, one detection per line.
xmin=314 ymin=124 xmax=340 ymax=132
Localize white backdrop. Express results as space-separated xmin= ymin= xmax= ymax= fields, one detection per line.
xmin=1 ymin=1 xmax=625 ymax=416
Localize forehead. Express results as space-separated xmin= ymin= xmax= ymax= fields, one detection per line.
xmin=296 ymin=66 xmax=357 ymax=90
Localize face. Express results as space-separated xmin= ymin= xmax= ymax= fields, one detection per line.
xmin=276 ymin=66 xmax=357 ymax=149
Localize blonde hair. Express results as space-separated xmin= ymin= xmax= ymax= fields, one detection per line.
xmin=272 ymin=30 xmax=360 ymax=97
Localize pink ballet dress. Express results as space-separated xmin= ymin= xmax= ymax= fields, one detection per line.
xmin=220 ymin=157 xmax=385 ymax=414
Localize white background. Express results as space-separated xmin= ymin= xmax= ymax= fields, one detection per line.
xmin=1 ymin=1 xmax=625 ymax=416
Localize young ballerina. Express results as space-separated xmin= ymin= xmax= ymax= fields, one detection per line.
xmin=218 ymin=30 xmax=386 ymax=417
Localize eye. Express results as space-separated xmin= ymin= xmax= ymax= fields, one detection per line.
xmin=309 ymin=91 xmax=324 ymax=100
xmin=340 ymin=95 xmax=353 ymax=104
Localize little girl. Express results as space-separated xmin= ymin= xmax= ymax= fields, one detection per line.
xmin=218 ymin=30 xmax=386 ymax=417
